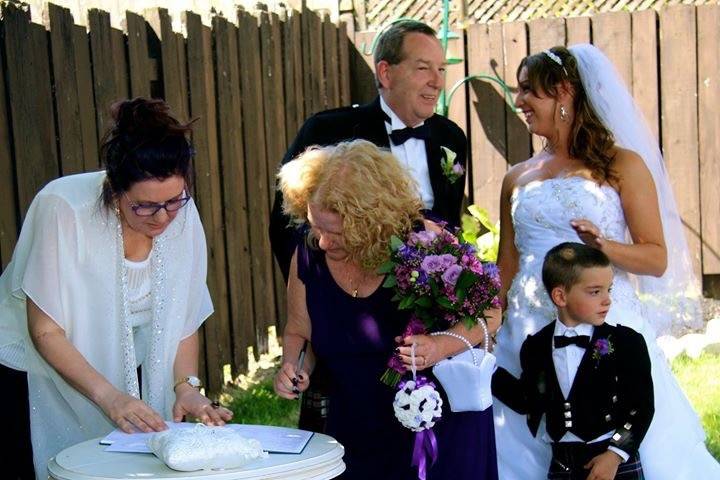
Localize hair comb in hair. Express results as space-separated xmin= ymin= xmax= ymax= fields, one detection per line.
xmin=543 ymin=49 xmax=569 ymax=76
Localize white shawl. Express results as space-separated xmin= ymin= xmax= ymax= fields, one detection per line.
xmin=0 ymin=171 xmax=213 ymax=478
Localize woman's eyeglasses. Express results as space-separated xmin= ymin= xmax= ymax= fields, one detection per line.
xmin=124 ymin=192 xmax=191 ymax=217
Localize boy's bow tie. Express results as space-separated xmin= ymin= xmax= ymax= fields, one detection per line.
xmin=389 ymin=124 xmax=431 ymax=145
xmin=554 ymin=335 xmax=590 ymax=348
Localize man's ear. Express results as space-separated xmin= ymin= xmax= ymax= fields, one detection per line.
xmin=376 ymin=60 xmax=392 ymax=89
xmin=550 ymin=286 xmax=567 ymax=307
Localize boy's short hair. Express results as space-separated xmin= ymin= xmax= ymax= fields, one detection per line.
xmin=542 ymin=242 xmax=611 ymax=295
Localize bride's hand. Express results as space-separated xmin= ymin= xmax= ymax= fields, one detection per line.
xmin=172 ymin=384 xmax=233 ymax=425
xmin=571 ymin=219 xmax=605 ymax=250
xmin=395 ymin=334 xmax=441 ymax=371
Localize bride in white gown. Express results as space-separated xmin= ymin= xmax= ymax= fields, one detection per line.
xmin=493 ymin=44 xmax=720 ymax=479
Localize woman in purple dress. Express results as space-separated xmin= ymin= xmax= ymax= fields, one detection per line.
xmin=273 ymin=140 xmax=499 ymax=480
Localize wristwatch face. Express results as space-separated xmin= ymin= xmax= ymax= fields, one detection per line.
xmin=185 ymin=376 xmax=202 ymax=388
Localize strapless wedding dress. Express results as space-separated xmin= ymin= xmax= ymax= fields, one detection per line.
xmin=493 ymin=176 xmax=719 ymax=479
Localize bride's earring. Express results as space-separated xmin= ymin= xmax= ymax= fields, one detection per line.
xmin=559 ymin=104 xmax=569 ymax=122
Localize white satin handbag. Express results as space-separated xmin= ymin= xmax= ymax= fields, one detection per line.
xmin=431 ymin=320 xmax=496 ymax=412
xmin=147 ymin=423 xmax=268 ymax=471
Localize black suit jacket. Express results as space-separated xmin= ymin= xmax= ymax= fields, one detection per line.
xmin=492 ymin=321 xmax=654 ymax=456
xmin=269 ymin=96 xmax=468 ymax=281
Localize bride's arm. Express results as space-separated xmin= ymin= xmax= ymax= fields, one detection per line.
xmin=497 ymin=168 xmax=521 ymax=307
xmin=574 ymin=149 xmax=667 ymax=277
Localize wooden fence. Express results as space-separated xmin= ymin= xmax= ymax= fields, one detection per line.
xmin=0 ymin=2 xmax=350 ymax=392
xmin=0 ymin=2 xmax=718 ymax=392
xmin=349 ymin=3 xmax=720 ymax=285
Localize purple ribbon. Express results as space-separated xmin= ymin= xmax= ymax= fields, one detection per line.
xmin=411 ymin=428 xmax=438 ymax=480
xmin=398 ymin=375 xmax=436 ymax=391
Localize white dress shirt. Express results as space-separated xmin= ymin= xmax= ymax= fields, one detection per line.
xmin=379 ymin=96 xmax=434 ymax=210
xmin=547 ymin=320 xmax=629 ymax=462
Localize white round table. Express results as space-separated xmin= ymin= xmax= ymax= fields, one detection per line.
xmin=48 ymin=433 xmax=345 ymax=480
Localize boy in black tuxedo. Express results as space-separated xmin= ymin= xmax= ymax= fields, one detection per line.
xmin=493 ymin=242 xmax=654 ymax=480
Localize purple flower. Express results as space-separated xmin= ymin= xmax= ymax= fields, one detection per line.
xmin=441 ymin=264 xmax=463 ymax=286
xmin=452 ymin=163 xmax=465 ymax=175
xmin=591 ymin=336 xmax=615 ymax=365
xmin=595 ymin=339 xmax=610 ymax=355
xmin=409 ymin=230 xmax=437 ymax=247
xmin=421 ymin=254 xmax=457 ymax=274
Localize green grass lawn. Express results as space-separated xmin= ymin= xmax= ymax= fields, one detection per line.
xmin=224 ymin=352 xmax=720 ymax=461
xmin=671 ymin=352 xmax=720 ymax=460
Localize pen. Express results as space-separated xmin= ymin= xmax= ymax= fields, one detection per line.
xmin=292 ymin=340 xmax=308 ymax=395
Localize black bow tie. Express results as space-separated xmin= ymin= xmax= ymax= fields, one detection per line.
xmin=389 ymin=123 xmax=431 ymax=145
xmin=554 ymin=335 xmax=590 ymax=349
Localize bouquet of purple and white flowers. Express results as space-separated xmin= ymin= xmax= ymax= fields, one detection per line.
xmin=379 ymin=228 xmax=501 ymax=387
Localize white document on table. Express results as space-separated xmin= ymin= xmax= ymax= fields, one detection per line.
xmin=101 ymin=422 xmax=313 ymax=454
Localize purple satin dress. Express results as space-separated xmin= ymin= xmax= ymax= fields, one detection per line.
xmin=297 ymin=242 xmax=499 ymax=480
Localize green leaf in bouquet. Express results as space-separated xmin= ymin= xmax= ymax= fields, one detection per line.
xmin=391 ymin=293 xmax=401 ymax=302
xmin=414 ymin=296 xmax=432 ymax=308
xmin=462 ymin=316 xmax=477 ymax=330
xmin=390 ymin=235 xmax=404 ymax=251
xmin=456 ymin=270 xmax=478 ymax=291
xmin=377 ymin=259 xmax=395 ymax=274
xmin=436 ymin=296 xmax=455 ymax=310
xmin=429 ymin=278 xmax=439 ymax=297
xmin=380 ymin=369 xmax=401 ymax=388
xmin=399 ymin=294 xmax=416 ymax=310
xmin=456 ymin=287 xmax=467 ymax=303
xmin=383 ymin=274 xmax=397 ymax=288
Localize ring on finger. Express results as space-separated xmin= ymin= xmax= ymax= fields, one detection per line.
xmin=211 ymin=401 xmax=221 ymax=409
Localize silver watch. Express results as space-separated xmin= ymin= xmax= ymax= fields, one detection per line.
xmin=174 ymin=375 xmax=202 ymax=390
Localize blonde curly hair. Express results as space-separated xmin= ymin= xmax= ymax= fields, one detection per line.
xmin=278 ymin=139 xmax=424 ymax=269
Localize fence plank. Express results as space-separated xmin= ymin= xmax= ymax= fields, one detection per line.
xmin=184 ymin=10 xmax=229 ymax=392
xmin=238 ymin=10 xmax=274 ymax=356
xmin=631 ymin=9 xmax=659 ymax=142
xmin=350 ymin=30 xmax=376 ymax=104
xmin=213 ymin=15 xmax=253 ymax=373
xmin=698 ymin=4 xmax=720 ymax=274
xmin=127 ymin=11 xmax=152 ymax=98
xmin=283 ymin=11 xmax=304 ymax=142
xmin=111 ymin=28 xmax=129 ymax=100
xmin=0 ymin=42 xmax=17 ymax=269
xmin=3 ymin=5 xmax=59 ymax=217
xmin=323 ymin=15 xmax=340 ymax=108
xmin=47 ymin=3 xmax=85 ymax=175
xmin=502 ymin=21 xmax=530 ymax=166
xmin=660 ymin=5 xmax=701 ymax=275
xmin=305 ymin=9 xmax=325 ymax=114
xmin=72 ymin=25 xmax=99 ymax=171
xmin=89 ymin=9 xmax=120 ymax=145
xmin=147 ymin=8 xmax=189 ymax=119
xmin=261 ymin=12 xmax=289 ymax=334
xmin=445 ymin=28 xmax=467 ymax=137
xmin=467 ymin=23 xmax=507 ymax=221
xmin=592 ymin=11 xmax=632 ymax=88
xmin=566 ymin=15 xmax=590 ymax=45
xmin=338 ymin=21 xmax=352 ymax=105
xmin=527 ymin=17 xmax=564 ymax=153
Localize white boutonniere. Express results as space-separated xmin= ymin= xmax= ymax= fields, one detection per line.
xmin=440 ymin=146 xmax=464 ymax=184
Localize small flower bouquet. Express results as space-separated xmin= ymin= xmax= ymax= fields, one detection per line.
xmin=592 ymin=336 xmax=614 ymax=367
xmin=378 ymin=228 xmax=501 ymax=387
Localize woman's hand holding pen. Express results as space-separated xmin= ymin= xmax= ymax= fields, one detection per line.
xmin=274 ymin=361 xmax=310 ymax=400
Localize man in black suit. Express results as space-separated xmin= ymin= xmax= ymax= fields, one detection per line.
xmin=269 ymin=20 xmax=468 ymax=433
xmin=270 ymin=19 xmax=467 ymax=283
xmin=493 ymin=243 xmax=654 ymax=480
